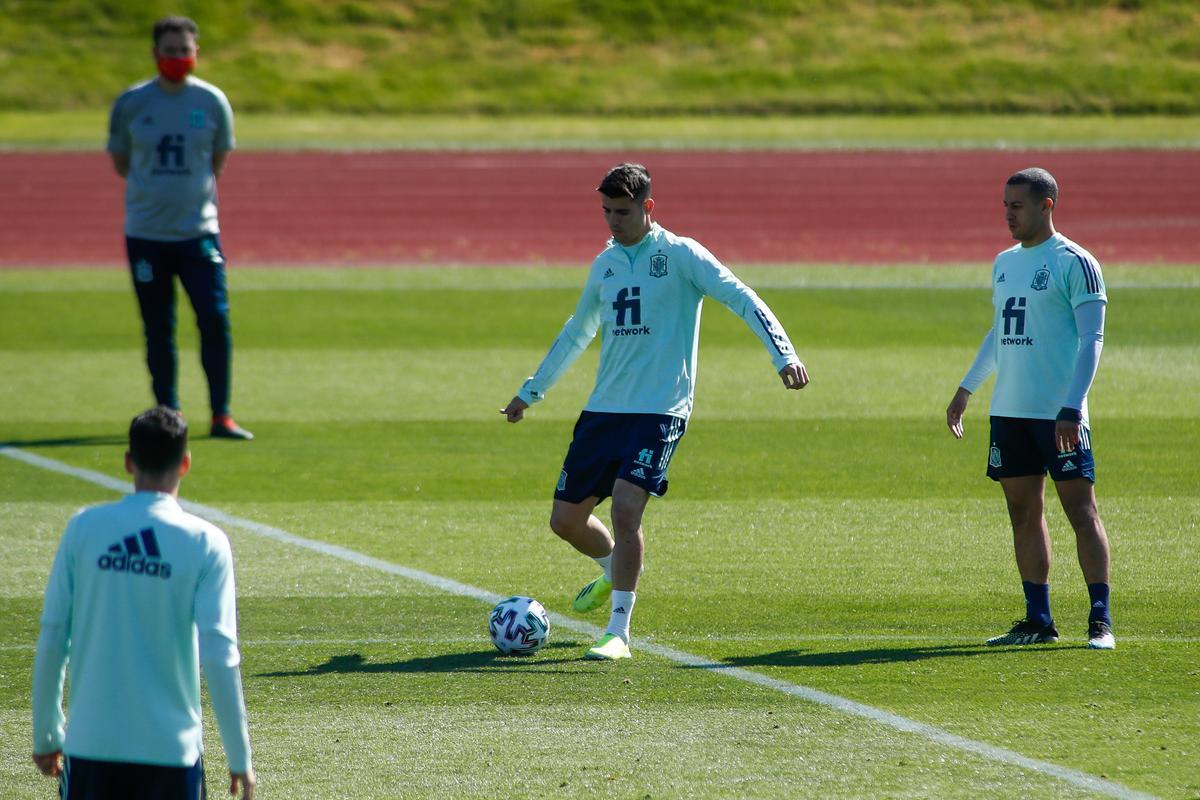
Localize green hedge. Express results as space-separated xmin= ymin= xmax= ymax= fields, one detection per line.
xmin=2 ymin=0 xmax=1198 ymax=114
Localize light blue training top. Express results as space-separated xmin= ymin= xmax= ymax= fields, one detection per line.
xmin=107 ymin=76 xmax=235 ymax=241
xmin=963 ymin=232 xmax=1107 ymax=425
xmin=518 ymin=223 xmax=801 ymax=419
xmin=32 ymin=492 xmax=251 ymax=772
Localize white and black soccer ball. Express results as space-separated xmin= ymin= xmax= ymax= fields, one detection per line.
xmin=488 ymin=596 xmax=550 ymax=655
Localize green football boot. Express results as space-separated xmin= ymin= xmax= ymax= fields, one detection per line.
xmin=584 ymin=633 xmax=631 ymax=660
xmin=572 ymin=573 xmax=612 ymax=613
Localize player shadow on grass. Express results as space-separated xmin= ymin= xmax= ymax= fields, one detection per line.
xmin=695 ymin=643 xmax=1069 ymax=670
xmin=258 ymin=641 xmax=580 ymax=677
xmin=0 ymin=435 xmax=127 ymax=449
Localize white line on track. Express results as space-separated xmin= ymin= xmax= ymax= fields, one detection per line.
xmin=2 ymin=446 xmax=1159 ymax=800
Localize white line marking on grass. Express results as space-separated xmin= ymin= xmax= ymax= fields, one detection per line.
xmin=1 ymin=634 xmax=1195 ymax=653
xmin=2 ymin=446 xmax=1158 ymax=800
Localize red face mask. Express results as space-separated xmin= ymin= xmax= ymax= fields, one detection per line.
xmin=156 ymin=56 xmax=196 ymax=82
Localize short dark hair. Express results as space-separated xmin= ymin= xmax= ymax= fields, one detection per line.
xmin=153 ymin=16 xmax=199 ymax=46
xmin=1006 ymin=167 xmax=1058 ymax=204
xmin=129 ymin=407 xmax=188 ymax=475
xmin=597 ymin=163 xmax=652 ymax=202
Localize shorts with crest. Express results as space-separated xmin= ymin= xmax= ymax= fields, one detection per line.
xmin=555 ymin=411 xmax=687 ymax=504
xmin=987 ymin=416 xmax=1095 ymax=483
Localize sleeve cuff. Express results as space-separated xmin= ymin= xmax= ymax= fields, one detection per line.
xmin=517 ymin=380 xmax=544 ymax=406
xmin=1056 ymin=407 xmax=1083 ymax=423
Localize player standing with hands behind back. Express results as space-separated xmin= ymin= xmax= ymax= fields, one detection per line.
xmin=502 ymin=163 xmax=809 ymax=661
xmin=946 ymin=168 xmax=1115 ymax=650
xmin=108 ymin=16 xmax=252 ymax=440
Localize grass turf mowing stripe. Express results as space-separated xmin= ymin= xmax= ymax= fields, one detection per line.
xmin=1 ymin=445 xmax=1159 ymax=800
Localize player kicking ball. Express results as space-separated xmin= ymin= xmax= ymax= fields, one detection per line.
xmin=502 ymin=163 xmax=808 ymax=660
xmin=947 ymin=168 xmax=1115 ymax=650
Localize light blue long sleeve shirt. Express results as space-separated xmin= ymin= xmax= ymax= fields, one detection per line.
xmin=960 ymin=232 xmax=1107 ymax=426
xmin=32 ymin=492 xmax=251 ymax=772
xmin=518 ymin=224 xmax=800 ymax=419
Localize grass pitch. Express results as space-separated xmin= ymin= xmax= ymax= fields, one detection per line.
xmin=0 ymin=265 xmax=1197 ymax=799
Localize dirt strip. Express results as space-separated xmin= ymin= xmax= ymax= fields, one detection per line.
xmin=1 ymin=150 xmax=1196 ymax=266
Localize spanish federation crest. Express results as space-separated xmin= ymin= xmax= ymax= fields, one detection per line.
xmin=989 ymin=445 xmax=1003 ymax=469
xmin=649 ymin=253 xmax=668 ymax=278
xmin=1031 ymin=267 xmax=1050 ymax=291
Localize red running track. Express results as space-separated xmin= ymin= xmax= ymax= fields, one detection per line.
xmin=1 ymin=150 xmax=1197 ymax=266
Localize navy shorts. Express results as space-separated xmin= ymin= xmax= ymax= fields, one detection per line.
xmin=61 ymin=755 xmax=206 ymax=800
xmin=987 ymin=416 xmax=1095 ymax=483
xmin=555 ymin=411 xmax=687 ymax=503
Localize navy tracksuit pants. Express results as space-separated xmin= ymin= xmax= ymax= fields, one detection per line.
xmin=126 ymin=234 xmax=233 ymax=416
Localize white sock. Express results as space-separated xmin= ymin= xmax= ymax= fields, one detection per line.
xmin=592 ymin=552 xmax=613 ymax=582
xmin=606 ymin=590 xmax=636 ymax=642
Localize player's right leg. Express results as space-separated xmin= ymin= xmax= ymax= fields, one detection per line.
xmin=986 ymin=418 xmax=1058 ymax=645
xmin=550 ymin=497 xmax=611 ymax=557
xmin=551 ymin=499 xmax=616 ymax=612
xmin=986 ymin=475 xmax=1059 ymax=645
xmin=1000 ymin=474 xmax=1051 ymax=587
xmin=126 ymin=237 xmax=179 ymax=410
xmin=552 ymin=412 xmax=625 ymax=612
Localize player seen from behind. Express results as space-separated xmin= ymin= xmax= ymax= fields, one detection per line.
xmin=31 ymin=407 xmax=255 ymax=798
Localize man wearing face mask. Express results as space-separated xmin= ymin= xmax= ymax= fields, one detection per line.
xmin=108 ymin=16 xmax=253 ymax=440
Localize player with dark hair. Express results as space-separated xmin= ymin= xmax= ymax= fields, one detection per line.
xmin=108 ymin=16 xmax=253 ymax=440
xmin=502 ymin=163 xmax=809 ymax=660
xmin=32 ymin=407 xmax=256 ymax=798
xmin=946 ymin=167 xmax=1115 ymax=650
xmin=1006 ymin=166 xmax=1059 ymax=204
xmin=596 ymin=162 xmax=653 ymax=203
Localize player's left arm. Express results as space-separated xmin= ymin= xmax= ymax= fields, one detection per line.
xmin=686 ymin=244 xmax=808 ymax=389
xmin=196 ymin=534 xmax=253 ymax=779
xmin=213 ymin=150 xmax=231 ymax=180
xmin=1056 ymin=300 xmax=1105 ymax=452
xmin=212 ymin=89 xmax=235 ymax=180
xmin=1055 ymin=248 xmax=1108 ymax=451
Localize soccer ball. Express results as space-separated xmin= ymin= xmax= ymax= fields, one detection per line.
xmin=488 ymin=596 xmax=550 ymax=655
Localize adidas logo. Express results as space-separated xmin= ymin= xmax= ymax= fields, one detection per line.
xmin=630 ymin=467 xmax=646 ymax=478
xmin=1092 ymin=600 xmax=1106 ymax=608
xmin=97 ymin=528 xmax=172 ymax=579
xmin=997 ymin=273 xmax=1006 ymax=283
xmin=613 ymin=606 xmax=627 ymax=614
xmin=603 ymin=268 xmax=615 ymax=279
xmin=1062 ymin=460 xmax=1076 ymax=471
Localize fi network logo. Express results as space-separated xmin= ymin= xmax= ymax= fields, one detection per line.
xmin=98 ymin=528 xmax=172 ymax=579
xmin=1000 ymin=296 xmax=1033 ymax=345
xmin=156 ymin=134 xmax=185 ymax=168
xmin=613 ymin=286 xmax=641 ymax=326
xmin=611 ymin=286 xmax=652 ymax=336
xmin=1002 ymin=296 xmax=1027 ymax=335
